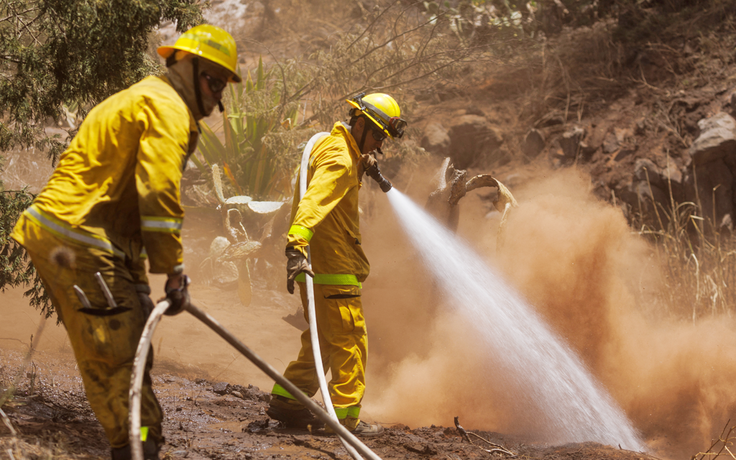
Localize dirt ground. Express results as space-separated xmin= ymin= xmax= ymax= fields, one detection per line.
xmin=2 ymin=171 xmax=730 ymax=460
xmin=0 ymin=297 xmax=658 ymax=460
xmin=0 ymin=173 xmax=670 ymax=460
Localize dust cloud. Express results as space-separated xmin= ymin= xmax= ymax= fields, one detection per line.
xmin=4 ymin=155 xmax=736 ymax=458
xmin=361 ymin=167 xmax=736 ymax=459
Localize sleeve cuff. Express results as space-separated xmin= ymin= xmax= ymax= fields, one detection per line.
xmin=288 ymin=224 xmax=314 ymax=242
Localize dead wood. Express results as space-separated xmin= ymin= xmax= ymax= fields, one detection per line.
xmin=454 ymin=416 xmax=516 ymax=457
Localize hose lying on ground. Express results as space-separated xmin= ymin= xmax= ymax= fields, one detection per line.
xmin=128 ymin=299 xmax=382 ymax=460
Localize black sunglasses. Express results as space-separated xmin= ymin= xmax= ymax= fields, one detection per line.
xmin=202 ymin=72 xmax=227 ymax=93
xmin=370 ymin=125 xmax=387 ymax=142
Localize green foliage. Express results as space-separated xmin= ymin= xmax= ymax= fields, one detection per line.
xmin=196 ymin=57 xmax=312 ymax=201
xmin=0 ymin=0 xmax=203 ymax=157
xmin=0 ymin=190 xmax=49 ymax=316
xmin=0 ymin=0 xmax=205 ymax=317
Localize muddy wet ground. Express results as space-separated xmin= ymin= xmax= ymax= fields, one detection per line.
xmin=0 ymin=346 xmax=658 ymax=460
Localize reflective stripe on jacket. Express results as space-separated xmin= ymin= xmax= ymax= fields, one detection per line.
xmin=12 ymin=75 xmax=197 ymax=274
xmin=287 ymin=122 xmax=369 ymax=284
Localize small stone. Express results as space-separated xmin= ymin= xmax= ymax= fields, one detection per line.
xmin=521 ymin=129 xmax=545 ymax=158
xmin=212 ymin=382 xmax=229 ymax=395
xmin=688 ymin=112 xmax=736 ymax=166
xmin=559 ymin=126 xmax=585 ymax=159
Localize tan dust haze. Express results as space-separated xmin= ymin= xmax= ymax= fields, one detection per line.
xmin=3 ymin=157 xmax=735 ymax=459
xmin=362 ymin=167 xmax=736 ymax=459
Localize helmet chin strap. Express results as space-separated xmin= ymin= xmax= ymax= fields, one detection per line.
xmin=358 ymin=118 xmax=369 ymax=153
xmin=192 ymin=57 xmax=206 ymax=117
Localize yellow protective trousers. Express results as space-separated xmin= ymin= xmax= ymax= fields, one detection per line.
xmin=272 ymin=283 xmax=367 ymax=419
xmin=14 ymin=215 xmax=162 ymax=448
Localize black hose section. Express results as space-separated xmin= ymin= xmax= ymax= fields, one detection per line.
xmin=358 ymin=121 xmax=368 ymax=154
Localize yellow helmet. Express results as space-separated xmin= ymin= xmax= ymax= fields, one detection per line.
xmin=347 ymin=92 xmax=407 ymax=139
xmin=158 ymin=24 xmax=241 ymax=83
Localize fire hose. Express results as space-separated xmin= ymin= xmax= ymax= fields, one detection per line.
xmin=127 ymin=130 xmax=393 ymax=460
xmin=297 ymin=132 xmax=365 ymax=460
xmin=127 ymin=299 xmax=382 ymax=460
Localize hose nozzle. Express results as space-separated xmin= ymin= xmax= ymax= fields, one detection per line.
xmin=365 ymin=162 xmax=392 ymax=193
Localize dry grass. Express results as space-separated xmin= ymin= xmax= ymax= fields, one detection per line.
xmin=519 ymin=21 xmax=630 ymax=127
xmin=634 ymin=171 xmax=736 ymax=320
xmin=0 ymin=433 xmax=81 ymax=460
xmin=648 ymin=216 xmax=736 ymax=321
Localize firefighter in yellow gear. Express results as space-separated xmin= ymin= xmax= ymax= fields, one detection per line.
xmin=11 ymin=25 xmax=241 ymax=460
xmin=267 ymin=93 xmax=407 ymax=436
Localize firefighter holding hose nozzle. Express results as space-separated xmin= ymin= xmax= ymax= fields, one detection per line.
xmin=267 ymin=93 xmax=407 ymax=435
xmin=10 ymin=25 xmax=241 ymax=460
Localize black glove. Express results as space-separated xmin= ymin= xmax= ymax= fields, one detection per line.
xmin=164 ymin=274 xmax=191 ymax=316
xmin=286 ymin=248 xmax=314 ymax=295
xmin=137 ymin=292 xmax=155 ymax=317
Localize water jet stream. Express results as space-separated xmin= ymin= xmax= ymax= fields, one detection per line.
xmin=385 ymin=188 xmax=645 ymax=451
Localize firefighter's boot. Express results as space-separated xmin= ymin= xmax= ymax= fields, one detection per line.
xmin=266 ymin=395 xmax=321 ymax=429
xmin=325 ymin=416 xmax=383 ymax=437
xmin=110 ymin=439 xmax=160 ymax=460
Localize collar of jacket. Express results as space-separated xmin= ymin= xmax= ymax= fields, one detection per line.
xmin=163 ymin=59 xmax=204 ymax=121
xmin=159 ymin=75 xmax=199 ymax=135
xmin=336 ymin=121 xmax=362 ymax=160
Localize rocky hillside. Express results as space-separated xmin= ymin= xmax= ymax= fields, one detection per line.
xmin=412 ymin=5 xmax=736 ymax=234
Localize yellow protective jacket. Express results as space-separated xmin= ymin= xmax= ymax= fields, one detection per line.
xmin=288 ymin=122 xmax=369 ymax=286
xmin=12 ymin=75 xmax=198 ymax=274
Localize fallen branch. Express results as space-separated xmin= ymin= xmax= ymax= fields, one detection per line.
xmin=454 ymin=416 xmax=516 ymax=457
xmin=693 ymin=420 xmax=736 ymax=460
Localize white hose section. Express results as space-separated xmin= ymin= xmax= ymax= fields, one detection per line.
xmin=300 ymin=133 xmax=365 ymax=460
xmin=129 ymin=132 xmax=381 ymax=460
xmin=299 ymin=133 xmax=329 ymax=201
xmin=129 ymin=300 xmax=382 ymax=460
xmin=129 ymin=299 xmax=171 ymax=460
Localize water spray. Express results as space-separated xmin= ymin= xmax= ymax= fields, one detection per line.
xmin=385 ymin=189 xmax=646 ymax=452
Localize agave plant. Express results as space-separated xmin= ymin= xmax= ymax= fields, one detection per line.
xmin=190 ymin=58 xmax=309 ymax=304
xmin=193 ymin=57 xmax=302 ymax=201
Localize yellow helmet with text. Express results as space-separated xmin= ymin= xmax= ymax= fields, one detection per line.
xmin=157 ymin=24 xmax=241 ymax=83
xmin=347 ymin=93 xmax=407 ymax=139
